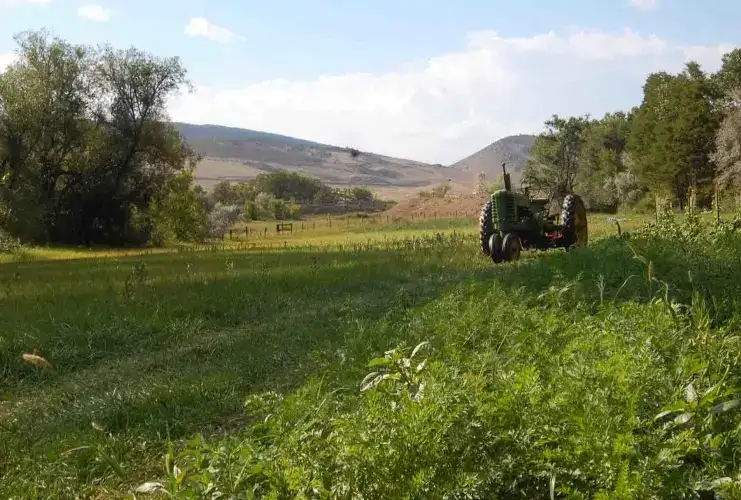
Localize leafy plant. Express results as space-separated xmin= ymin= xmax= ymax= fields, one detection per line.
xmin=360 ymin=341 xmax=430 ymax=401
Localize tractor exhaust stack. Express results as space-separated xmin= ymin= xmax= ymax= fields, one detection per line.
xmin=501 ymin=162 xmax=511 ymax=191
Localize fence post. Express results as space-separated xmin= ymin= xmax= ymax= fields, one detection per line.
xmin=229 ymin=229 xmax=233 ymax=240
xmin=715 ymin=181 xmax=720 ymax=224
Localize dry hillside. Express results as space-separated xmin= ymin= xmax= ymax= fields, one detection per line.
xmin=390 ymin=133 xmax=546 ymax=218
xmin=449 ymin=134 xmax=536 ymax=186
xmin=387 ymin=193 xmax=488 ymax=219
xmin=175 ymin=123 xmax=471 ymax=194
xmin=175 ymin=124 xmax=539 ymax=201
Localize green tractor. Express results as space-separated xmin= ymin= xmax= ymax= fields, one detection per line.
xmin=478 ymin=162 xmax=588 ymax=263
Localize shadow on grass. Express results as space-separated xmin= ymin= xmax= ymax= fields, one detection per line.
xmin=0 ymin=243 xmax=493 ymax=449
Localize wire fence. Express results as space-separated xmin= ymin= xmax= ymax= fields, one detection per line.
xmin=179 ymin=231 xmax=478 ymax=254
xmin=221 ymin=209 xmax=481 ymax=241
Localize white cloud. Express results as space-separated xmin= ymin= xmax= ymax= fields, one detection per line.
xmin=630 ymin=0 xmax=659 ymax=10
xmin=168 ymin=27 xmax=736 ymax=164
xmin=184 ymin=17 xmax=244 ymax=44
xmin=77 ymin=4 xmax=112 ymax=22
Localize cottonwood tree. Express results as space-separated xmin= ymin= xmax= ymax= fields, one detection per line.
xmin=522 ymin=114 xmax=590 ymax=203
xmin=0 ymin=29 xmax=206 ymax=245
xmin=574 ymin=111 xmax=631 ymax=212
xmin=711 ymin=88 xmax=741 ymax=193
xmin=0 ymin=30 xmax=94 ymax=242
xmin=211 ymin=180 xmax=241 ymax=206
xmin=627 ymin=64 xmax=718 ymax=208
xmin=712 ymin=49 xmax=741 ymax=104
xmin=207 ymin=203 xmax=241 ymax=238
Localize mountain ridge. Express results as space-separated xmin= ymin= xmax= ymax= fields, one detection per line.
xmin=174 ymin=122 xmax=325 ymax=148
xmin=173 ymin=122 xmax=536 ymax=197
xmin=448 ymin=134 xmax=536 ymax=185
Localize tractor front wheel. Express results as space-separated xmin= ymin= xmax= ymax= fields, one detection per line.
xmin=479 ymin=200 xmax=494 ymax=256
xmin=488 ymin=233 xmax=503 ymax=263
xmin=561 ymin=194 xmax=588 ymax=248
xmin=501 ymin=232 xmax=522 ymax=262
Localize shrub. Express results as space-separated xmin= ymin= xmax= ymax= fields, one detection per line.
xmin=0 ymin=228 xmax=21 ymax=253
xmin=207 ymin=203 xmax=241 ymax=238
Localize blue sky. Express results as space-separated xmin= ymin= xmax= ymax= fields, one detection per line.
xmin=0 ymin=0 xmax=739 ymax=163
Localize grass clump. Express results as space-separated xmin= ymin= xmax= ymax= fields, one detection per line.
xmin=2 ymin=215 xmax=741 ymax=498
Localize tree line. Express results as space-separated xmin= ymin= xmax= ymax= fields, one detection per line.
xmin=201 ymin=172 xmax=389 ymax=239
xmin=206 ymin=171 xmax=383 ymax=216
xmin=522 ymin=50 xmax=741 ymax=213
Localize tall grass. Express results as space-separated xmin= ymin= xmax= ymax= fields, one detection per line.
xmin=2 ymin=212 xmax=741 ymax=498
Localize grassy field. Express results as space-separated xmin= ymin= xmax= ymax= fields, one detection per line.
xmin=212 ymin=213 xmax=645 ymax=252
xmin=3 ymin=210 xmax=741 ymax=498
xmin=0 ymin=212 xmax=641 ymax=262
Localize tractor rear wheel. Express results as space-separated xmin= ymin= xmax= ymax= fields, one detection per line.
xmin=501 ymin=232 xmax=522 ymax=262
xmin=561 ymin=194 xmax=588 ymax=248
xmin=479 ymin=200 xmax=494 ymax=255
xmin=488 ymin=233 xmax=503 ymax=263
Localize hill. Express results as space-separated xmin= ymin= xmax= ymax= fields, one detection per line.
xmin=174 ymin=122 xmax=324 ymax=147
xmin=449 ymin=134 xmax=536 ymax=185
xmin=173 ymin=122 xmax=470 ymax=195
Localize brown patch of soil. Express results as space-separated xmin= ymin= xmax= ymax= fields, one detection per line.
xmin=386 ymin=193 xmax=489 ymax=219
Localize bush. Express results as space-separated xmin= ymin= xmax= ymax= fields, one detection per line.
xmin=630 ymin=192 xmax=657 ymax=214
xmin=207 ymin=204 xmax=241 ymax=238
xmin=0 ymin=228 xmax=21 ymax=253
xmin=243 ymin=201 xmax=259 ymax=221
xmin=419 ymin=182 xmax=452 ymax=198
xmin=248 ymin=192 xmax=301 ymax=220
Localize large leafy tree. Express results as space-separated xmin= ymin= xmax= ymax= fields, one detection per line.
xmin=522 ymin=114 xmax=591 ymax=202
xmin=627 ymin=63 xmax=718 ymax=208
xmin=0 ymin=29 xmax=205 ymax=245
xmin=245 ymin=171 xmax=324 ymax=203
xmin=0 ymin=30 xmax=94 ymax=242
xmin=711 ymin=88 xmax=741 ymax=190
xmin=712 ymin=49 xmax=741 ymax=102
xmin=575 ymin=111 xmax=631 ymax=212
xmin=210 ymin=180 xmax=241 ymax=206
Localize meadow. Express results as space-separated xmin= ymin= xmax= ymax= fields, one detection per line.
xmin=2 ymin=210 xmax=741 ymax=498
